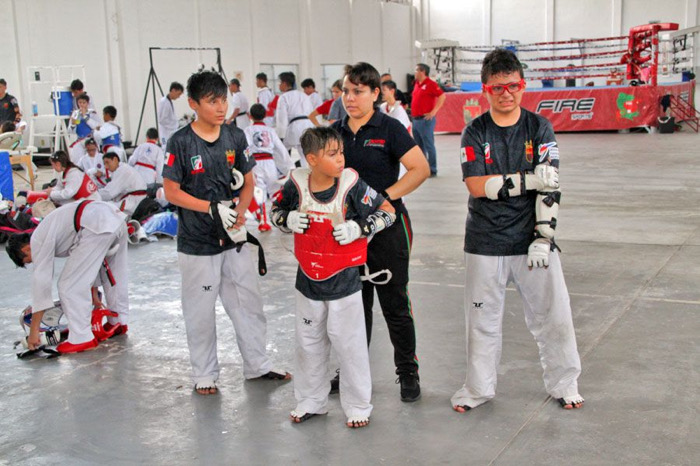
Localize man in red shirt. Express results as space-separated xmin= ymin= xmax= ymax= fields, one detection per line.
xmin=411 ymin=64 xmax=445 ymax=177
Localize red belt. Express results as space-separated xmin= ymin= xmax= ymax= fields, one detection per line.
xmin=73 ymin=200 xmax=94 ymax=232
xmin=135 ymin=162 xmax=156 ymax=170
xmin=253 ymin=153 xmax=273 ymax=161
xmin=73 ymin=199 xmax=117 ymax=286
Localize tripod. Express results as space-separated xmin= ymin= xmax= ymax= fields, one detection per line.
xmin=134 ymin=47 xmax=227 ymax=144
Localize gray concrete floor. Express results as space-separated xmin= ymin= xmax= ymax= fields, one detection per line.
xmin=1 ymin=131 xmax=699 ymax=465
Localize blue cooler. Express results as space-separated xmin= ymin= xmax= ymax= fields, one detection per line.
xmin=52 ymin=87 xmax=73 ymax=116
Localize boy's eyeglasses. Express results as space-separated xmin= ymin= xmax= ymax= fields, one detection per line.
xmin=483 ymin=79 xmax=526 ymax=95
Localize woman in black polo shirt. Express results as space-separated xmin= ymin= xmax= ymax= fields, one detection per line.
xmin=331 ymin=62 xmax=430 ymax=402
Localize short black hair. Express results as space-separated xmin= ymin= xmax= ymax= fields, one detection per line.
xmin=6 ymin=233 xmax=31 ymax=268
xmin=0 ymin=78 xmax=7 ymax=86
xmin=346 ymin=62 xmax=382 ymax=107
xmin=103 ymin=105 xmax=117 ymax=119
xmin=103 ymin=151 xmax=120 ymax=161
xmin=84 ymin=137 xmax=97 ymax=147
xmin=249 ymin=103 xmax=266 ymax=121
xmin=256 ymin=72 xmax=267 ymax=83
xmin=49 ymin=150 xmax=76 ymax=169
xmin=278 ymin=72 xmax=296 ymax=88
xmin=1 ymin=121 xmax=16 ymax=133
xmin=146 ymin=127 xmax=159 ymax=140
xmin=76 ymin=94 xmax=90 ymax=103
xmin=481 ymin=48 xmax=524 ymax=83
xmin=301 ymin=78 xmax=315 ymax=89
xmin=381 ymin=80 xmax=397 ymax=91
xmin=331 ymin=79 xmax=342 ymax=91
xmin=347 ymin=62 xmax=381 ymax=90
xmin=70 ymin=79 xmax=84 ymax=91
xmin=229 ymin=78 xmax=241 ymax=87
xmin=170 ymin=82 xmax=184 ymax=92
xmin=186 ymin=71 xmax=227 ymax=102
xmin=300 ymin=127 xmax=342 ymax=157
xmin=416 ymin=63 xmax=430 ymax=75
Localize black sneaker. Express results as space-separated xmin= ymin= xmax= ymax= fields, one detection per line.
xmin=396 ymin=372 xmax=421 ymax=402
xmin=329 ymin=369 xmax=340 ymax=395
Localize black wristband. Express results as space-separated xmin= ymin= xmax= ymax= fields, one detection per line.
xmin=381 ymin=190 xmax=392 ymax=201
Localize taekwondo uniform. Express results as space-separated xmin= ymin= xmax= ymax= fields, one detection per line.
xmin=50 ymin=167 xmax=100 ymax=206
xmin=68 ymin=109 xmax=100 ymax=164
xmin=228 ymin=91 xmax=250 ymax=129
xmin=98 ymin=162 xmax=148 ymax=216
xmin=95 ymin=121 xmax=126 ymax=162
xmin=275 ymin=89 xmax=314 ymax=167
xmin=128 ymin=140 xmax=164 ymax=185
xmin=243 ymin=122 xmax=293 ymax=198
xmin=157 ymin=95 xmax=179 ymax=146
xmin=257 ymin=86 xmax=275 ymax=127
xmin=30 ymin=201 xmax=128 ymax=345
xmin=78 ymin=152 xmax=110 ymax=188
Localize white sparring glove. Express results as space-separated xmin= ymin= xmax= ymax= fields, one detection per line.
xmin=209 ymin=201 xmax=238 ymax=230
xmin=287 ymin=211 xmax=310 ymax=234
xmin=332 ymin=221 xmax=361 ymax=245
xmin=230 ymin=168 xmax=244 ymax=191
xmin=534 ymin=164 xmax=559 ymax=190
xmin=527 ymin=237 xmax=551 ymax=269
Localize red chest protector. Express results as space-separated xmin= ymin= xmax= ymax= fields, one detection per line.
xmin=291 ymin=168 xmax=367 ymax=281
xmin=64 ymin=167 xmax=98 ymax=200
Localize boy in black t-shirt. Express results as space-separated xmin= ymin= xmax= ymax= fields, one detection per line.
xmin=162 ymin=71 xmax=290 ymax=396
xmin=451 ymin=49 xmax=584 ymax=413
xmin=271 ymin=127 xmax=396 ymax=428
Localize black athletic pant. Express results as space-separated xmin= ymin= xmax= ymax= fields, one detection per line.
xmin=362 ymin=208 xmax=418 ymax=375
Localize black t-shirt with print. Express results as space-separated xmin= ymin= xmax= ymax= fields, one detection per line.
xmin=331 ymin=110 xmax=417 ymax=200
xmin=274 ymin=173 xmax=385 ymax=301
xmin=163 ymin=124 xmax=254 ymax=255
xmin=0 ymin=94 xmax=20 ymax=123
xmin=460 ymin=109 xmax=559 ymax=256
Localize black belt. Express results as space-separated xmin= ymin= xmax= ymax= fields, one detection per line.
xmin=289 ymin=116 xmax=309 ymax=124
xmin=412 ymin=115 xmax=425 ymax=120
xmin=119 ymin=190 xmax=148 ymax=201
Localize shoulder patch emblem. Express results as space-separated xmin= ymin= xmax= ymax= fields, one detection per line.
xmin=525 ymin=140 xmax=534 ymax=163
xmin=361 ymin=186 xmax=377 ymax=205
xmin=226 ymin=150 xmax=236 ymax=166
xmin=537 ymin=142 xmax=559 ymax=163
xmin=190 ymin=155 xmax=205 ymax=174
xmin=483 ymin=142 xmax=492 ymax=164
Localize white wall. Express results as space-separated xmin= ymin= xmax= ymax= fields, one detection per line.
xmin=420 ymin=0 xmax=699 ymax=88
xmin=2 ymin=0 xmax=416 ymax=143
xmin=4 ymin=0 xmax=697 ymax=143
xmin=424 ymin=0 xmax=699 ymax=43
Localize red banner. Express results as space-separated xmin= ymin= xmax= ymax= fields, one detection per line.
xmin=435 ymin=81 xmax=695 ymax=133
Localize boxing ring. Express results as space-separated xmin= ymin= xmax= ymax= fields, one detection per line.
xmin=421 ymin=23 xmax=698 ymax=133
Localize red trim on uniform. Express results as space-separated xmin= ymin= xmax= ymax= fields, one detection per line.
xmin=135 ymin=161 xmax=156 ymax=170
xmin=252 ymin=153 xmax=273 ymax=161
xmin=73 ymin=200 xmax=94 ymax=232
xmin=166 ymin=152 xmax=175 ymax=167
xmin=253 ymin=122 xmax=266 ymax=126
